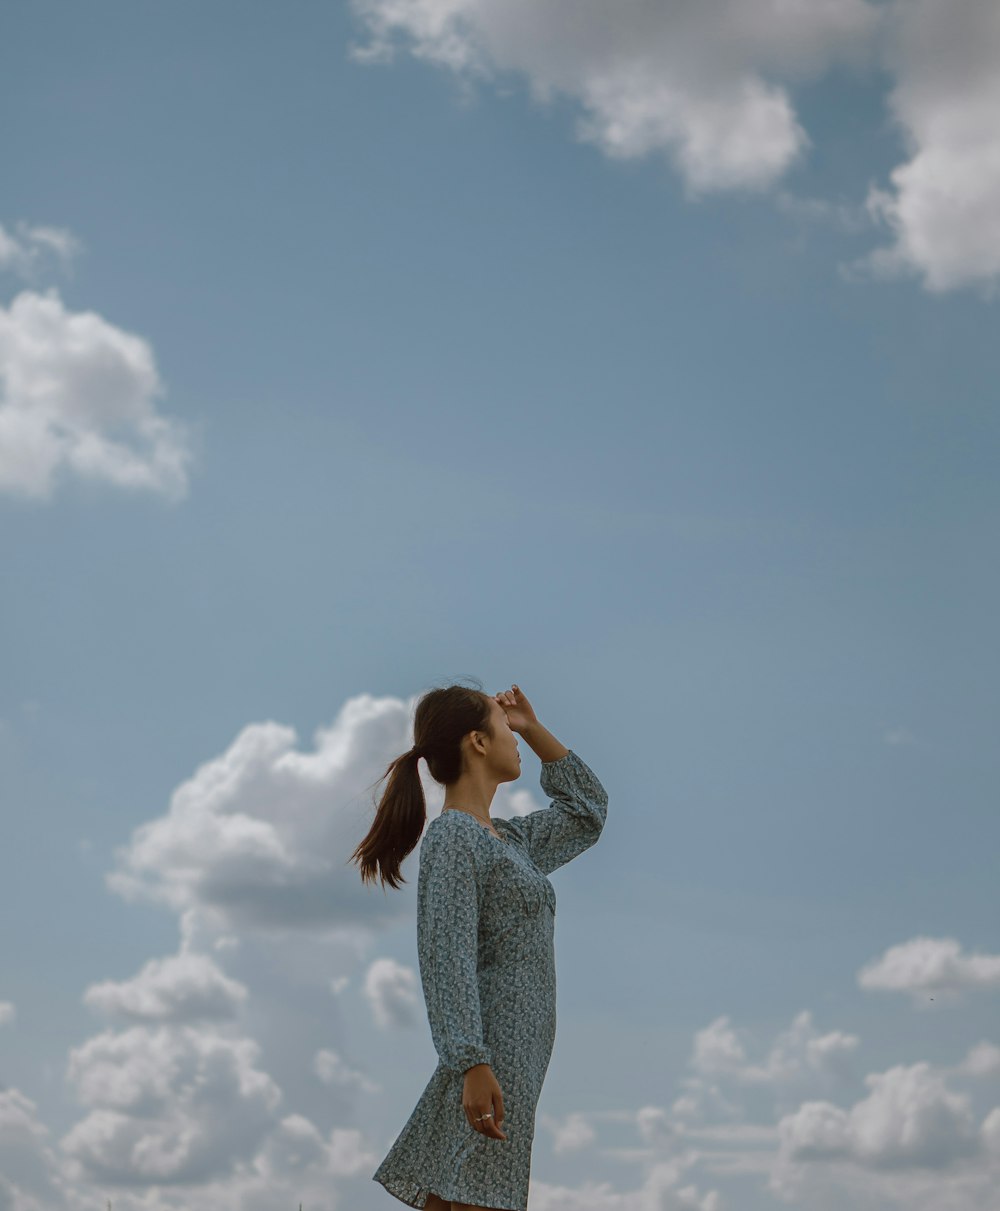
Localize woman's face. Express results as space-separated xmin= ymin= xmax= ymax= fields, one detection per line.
xmin=487 ymin=696 xmax=521 ymax=780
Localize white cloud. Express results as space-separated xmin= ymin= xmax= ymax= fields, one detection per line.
xmin=248 ymin=1115 xmax=377 ymax=1183
xmin=0 ymin=288 xmax=192 ymax=501
xmin=251 ymin=1113 xmax=328 ymax=1179
xmin=779 ymin=1060 xmax=980 ymax=1168
xmin=56 ymin=1014 xmax=380 ymax=1205
xmin=982 ymin=1107 xmax=1000 ymax=1156
xmin=0 ymin=1000 xmax=15 ymax=1027
xmin=689 ymin=1010 xmax=858 ymax=1086
xmin=526 ymin=1162 xmax=721 ymax=1211
xmin=54 ymin=919 xmax=383 ymax=1202
xmin=0 ymin=220 xmax=79 ymax=281
xmin=313 ymin=1047 xmax=381 ymax=1093
xmin=774 ymin=189 xmax=871 ymax=232
xmin=690 ymin=1014 xmax=747 ymax=1075
xmin=671 ymin=1078 xmax=743 ymax=1125
xmin=752 ymin=1011 xmax=859 ymax=1085
xmin=106 ymin=691 xmax=544 ymax=938
xmin=635 ymin=1105 xmax=680 ymax=1151
xmin=858 ymin=936 xmax=1000 ymax=1003
xmin=348 ymin=2 xmax=1000 ymax=298
xmin=83 ymin=952 xmax=248 ymax=1024
xmin=959 ymin=1043 xmax=1000 ymax=1080
xmin=61 ymin=1024 xmax=283 ymax=1185
xmin=547 ymin=1109 xmax=598 ymax=1155
xmin=860 ymin=0 xmax=1000 ymax=295
xmin=0 ymin=1088 xmax=74 ymax=1211
xmin=348 ymin=0 xmax=878 ymax=197
xmin=674 ymin=1011 xmax=859 ymax=1137
xmin=362 ymin=956 xmax=420 ymax=1029
xmin=779 ymin=1097 xmax=851 ymax=1159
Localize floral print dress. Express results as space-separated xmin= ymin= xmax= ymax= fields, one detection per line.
xmin=372 ymin=749 xmax=609 ymax=1210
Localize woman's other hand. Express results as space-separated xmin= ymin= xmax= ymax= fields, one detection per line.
xmin=462 ymin=1063 xmax=507 ymax=1140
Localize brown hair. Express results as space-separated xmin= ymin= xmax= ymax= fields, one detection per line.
xmin=349 ymin=678 xmax=495 ymax=891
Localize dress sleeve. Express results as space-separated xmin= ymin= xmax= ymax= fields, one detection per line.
xmin=502 ymin=749 xmax=608 ymax=875
xmin=416 ymin=822 xmax=493 ymax=1076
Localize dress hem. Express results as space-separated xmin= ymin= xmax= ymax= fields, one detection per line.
xmin=374 ymin=1173 xmax=526 ymax=1211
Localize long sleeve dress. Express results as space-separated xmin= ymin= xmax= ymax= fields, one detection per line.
xmin=372 ymin=749 xmax=608 ymax=1210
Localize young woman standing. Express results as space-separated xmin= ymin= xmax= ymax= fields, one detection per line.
xmin=351 ymin=681 xmax=608 ymax=1210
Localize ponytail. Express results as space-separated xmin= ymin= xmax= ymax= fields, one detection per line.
xmin=349 ymin=680 xmax=494 ymax=890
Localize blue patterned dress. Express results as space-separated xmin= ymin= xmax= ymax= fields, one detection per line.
xmin=372 ymin=749 xmax=608 ymax=1210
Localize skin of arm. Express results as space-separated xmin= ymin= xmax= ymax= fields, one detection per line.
xmin=520 ymin=720 xmax=570 ymax=763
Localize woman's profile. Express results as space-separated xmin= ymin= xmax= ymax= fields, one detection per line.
xmin=350 ymin=679 xmax=609 ymax=1211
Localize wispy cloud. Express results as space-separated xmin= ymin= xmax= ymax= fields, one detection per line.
xmin=0 ymin=220 xmax=80 ymax=281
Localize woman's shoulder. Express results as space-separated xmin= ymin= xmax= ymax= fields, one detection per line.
xmin=422 ymin=810 xmax=506 ymax=858
xmin=423 ymin=810 xmax=477 ymax=845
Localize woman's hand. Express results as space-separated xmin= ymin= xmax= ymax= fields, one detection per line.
xmin=494 ymin=684 xmax=538 ymax=736
xmin=463 ymin=1064 xmax=507 ymax=1140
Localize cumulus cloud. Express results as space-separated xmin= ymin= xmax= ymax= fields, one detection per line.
xmin=106 ymin=691 xmax=545 ymax=938
xmin=348 ymin=0 xmax=878 ymax=197
xmin=348 ymin=2 xmax=1000 ymax=297
xmin=690 ymin=1015 xmax=747 ymax=1076
xmin=547 ymin=1110 xmax=598 ymax=1155
xmin=252 ymin=1115 xmax=378 ymax=1183
xmin=636 ymin=1105 xmax=682 ymax=1146
xmin=0 ymin=288 xmax=192 ymax=501
xmin=313 ymin=1047 xmax=381 ymax=1094
xmin=689 ymin=1011 xmax=858 ymax=1086
xmin=673 ymin=1010 xmax=860 ymax=1141
xmin=83 ymin=952 xmax=248 ymax=1024
xmin=671 ymin=1078 xmax=743 ymax=1126
xmin=959 ymin=1043 xmax=1000 ymax=1080
xmin=983 ymin=1107 xmax=1000 ymax=1157
xmin=0 ymin=220 xmax=79 ymax=281
xmin=363 ymin=956 xmax=420 ymax=1029
xmin=753 ymin=1011 xmax=859 ymax=1085
xmin=62 ymin=1024 xmax=283 ymax=1185
xmin=861 ymin=0 xmax=1000 ymax=295
xmin=54 ymin=928 xmax=382 ymax=1199
xmin=858 ymin=936 xmax=1000 ymax=1003
xmin=778 ymin=1061 xmax=980 ymax=1168
xmin=0 ymin=1088 xmax=73 ymax=1211
xmin=56 ymin=1015 xmax=379 ymax=1204
xmin=526 ymin=1162 xmax=720 ymax=1211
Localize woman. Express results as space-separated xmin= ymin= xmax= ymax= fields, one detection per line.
xmin=351 ymin=680 xmax=608 ymax=1210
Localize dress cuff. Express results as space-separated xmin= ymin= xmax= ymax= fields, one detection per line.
xmin=453 ymin=1044 xmax=492 ymax=1074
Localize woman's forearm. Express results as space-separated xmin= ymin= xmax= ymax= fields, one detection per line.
xmin=521 ymin=720 xmax=570 ymax=763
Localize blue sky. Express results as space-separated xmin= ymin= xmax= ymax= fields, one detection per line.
xmin=2 ymin=2 xmax=999 ymax=1208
